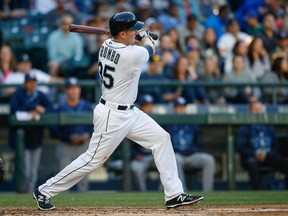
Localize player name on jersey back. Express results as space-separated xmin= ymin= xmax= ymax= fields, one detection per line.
xmin=99 ymin=46 xmax=120 ymax=64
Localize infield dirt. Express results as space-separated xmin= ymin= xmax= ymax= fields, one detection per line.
xmin=1 ymin=205 xmax=288 ymax=216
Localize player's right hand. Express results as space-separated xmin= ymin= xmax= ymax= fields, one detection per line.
xmin=135 ymin=30 xmax=149 ymax=41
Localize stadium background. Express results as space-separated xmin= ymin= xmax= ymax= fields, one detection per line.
xmin=0 ymin=0 xmax=288 ymax=196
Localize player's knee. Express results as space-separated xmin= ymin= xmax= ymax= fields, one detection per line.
xmin=205 ymin=155 xmax=216 ymax=171
xmin=207 ymin=155 xmax=215 ymax=165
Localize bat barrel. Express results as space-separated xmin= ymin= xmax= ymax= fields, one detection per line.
xmin=68 ymin=24 xmax=110 ymax=34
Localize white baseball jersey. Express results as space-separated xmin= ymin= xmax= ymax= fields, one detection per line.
xmin=38 ymin=38 xmax=184 ymax=202
xmin=99 ymin=38 xmax=149 ymax=104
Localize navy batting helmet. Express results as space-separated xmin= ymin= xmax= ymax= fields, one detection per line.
xmin=109 ymin=12 xmax=144 ymax=36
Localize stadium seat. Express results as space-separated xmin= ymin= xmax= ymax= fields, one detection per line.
xmin=3 ymin=26 xmax=27 ymax=56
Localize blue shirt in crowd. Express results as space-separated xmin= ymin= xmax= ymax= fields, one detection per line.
xmin=50 ymin=99 xmax=93 ymax=143
xmin=9 ymin=87 xmax=51 ymax=149
xmin=236 ymin=125 xmax=277 ymax=159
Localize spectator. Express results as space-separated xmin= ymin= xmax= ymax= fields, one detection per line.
xmin=0 ymin=44 xmax=17 ymax=84
xmin=257 ymin=12 xmax=278 ymax=55
xmin=45 ymin=0 xmax=80 ymax=30
xmin=265 ymin=0 xmax=285 ymax=25
xmin=157 ymin=34 xmax=179 ymax=72
xmin=217 ymin=19 xmax=251 ymax=59
xmin=161 ymin=49 xmax=176 ymax=78
xmin=167 ymin=28 xmax=183 ymax=55
xmin=139 ymin=55 xmax=169 ymax=103
xmin=185 ymin=35 xmax=204 ymax=79
xmin=3 ymin=53 xmax=54 ymax=96
xmin=199 ymin=0 xmax=215 ymax=21
xmin=157 ymin=2 xmax=182 ymax=34
xmin=50 ymin=77 xmax=93 ymax=192
xmin=9 ymin=73 xmax=51 ymax=193
xmin=47 ymin=14 xmax=84 ymax=78
xmin=164 ymin=97 xmax=215 ymax=191
xmin=134 ymin=0 xmax=153 ymax=23
xmin=247 ymin=37 xmax=271 ymax=81
xmin=234 ymin=0 xmax=265 ymax=32
xmin=173 ymin=0 xmax=204 ymax=25
xmin=0 ymin=29 xmax=4 ymax=47
xmin=0 ymin=0 xmax=28 ymax=19
xmin=205 ymin=4 xmax=230 ymax=42
xmin=90 ymin=1 xmax=114 ymax=23
xmin=200 ymin=28 xmax=220 ymax=63
xmin=131 ymin=94 xmax=156 ymax=192
xmin=199 ymin=55 xmax=225 ymax=104
xmin=271 ymin=31 xmax=288 ymax=61
xmin=114 ymin=0 xmax=133 ymax=14
xmin=261 ymin=56 xmax=288 ymax=103
xmin=163 ymin=55 xmax=208 ymax=104
xmin=34 ymin=0 xmax=57 ymax=15
xmin=283 ymin=3 xmax=288 ymax=33
xmin=224 ymin=40 xmax=249 ymax=75
xmin=244 ymin=10 xmax=263 ymax=36
xmin=236 ymin=98 xmax=288 ymax=190
xmin=222 ymin=54 xmax=258 ymax=103
xmin=177 ymin=14 xmax=204 ymax=51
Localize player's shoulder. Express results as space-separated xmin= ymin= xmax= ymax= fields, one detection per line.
xmin=103 ymin=39 xmax=126 ymax=49
xmin=130 ymin=45 xmax=150 ymax=61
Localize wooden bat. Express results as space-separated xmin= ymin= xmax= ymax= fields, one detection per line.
xmin=68 ymin=24 xmax=159 ymax=40
xmin=68 ymin=24 xmax=110 ymax=34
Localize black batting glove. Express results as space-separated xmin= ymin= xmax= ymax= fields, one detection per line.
xmin=135 ymin=30 xmax=149 ymax=41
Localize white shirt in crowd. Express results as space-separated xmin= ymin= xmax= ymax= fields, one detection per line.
xmin=4 ymin=69 xmax=51 ymax=94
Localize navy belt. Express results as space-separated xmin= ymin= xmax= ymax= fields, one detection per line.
xmin=100 ymin=98 xmax=134 ymax=110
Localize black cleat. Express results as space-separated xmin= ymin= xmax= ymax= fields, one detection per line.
xmin=166 ymin=193 xmax=204 ymax=209
xmin=33 ymin=189 xmax=55 ymax=211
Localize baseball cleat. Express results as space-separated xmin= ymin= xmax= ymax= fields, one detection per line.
xmin=166 ymin=193 xmax=204 ymax=209
xmin=33 ymin=189 xmax=55 ymax=211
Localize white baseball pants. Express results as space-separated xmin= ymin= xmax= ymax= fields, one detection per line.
xmin=39 ymin=103 xmax=184 ymax=201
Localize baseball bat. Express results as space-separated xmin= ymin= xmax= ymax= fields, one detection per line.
xmin=68 ymin=24 xmax=110 ymax=34
xmin=68 ymin=24 xmax=159 ymax=40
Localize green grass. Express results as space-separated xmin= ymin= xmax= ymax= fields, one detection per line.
xmin=0 ymin=191 xmax=288 ymax=208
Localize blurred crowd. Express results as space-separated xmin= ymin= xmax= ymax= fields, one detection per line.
xmin=0 ymin=0 xmax=288 ymax=105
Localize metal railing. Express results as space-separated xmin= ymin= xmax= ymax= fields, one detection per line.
xmin=2 ymin=80 xmax=288 ymax=191
xmin=1 ymin=80 xmax=288 ymax=104
xmin=9 ymin=112 xmax=288 ymax=191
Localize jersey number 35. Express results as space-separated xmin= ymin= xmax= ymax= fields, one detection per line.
xmin=98 ymin=61 xmax=115 ymax=89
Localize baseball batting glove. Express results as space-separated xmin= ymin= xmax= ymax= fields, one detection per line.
xmin=136 ymin=30 xmax=158 ymax=42
xmin=0 ymin=158 xmax=4 ymax=184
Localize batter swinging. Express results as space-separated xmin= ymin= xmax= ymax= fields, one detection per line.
xmin=33 ymin=11 xmax=204 ymax=210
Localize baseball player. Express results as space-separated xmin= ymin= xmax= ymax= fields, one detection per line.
xmin=33 ymin=12 xmax=204 ymax=210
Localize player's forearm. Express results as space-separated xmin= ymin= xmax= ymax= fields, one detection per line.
xmin=142 ymin=36 xmax=155 ymax=56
